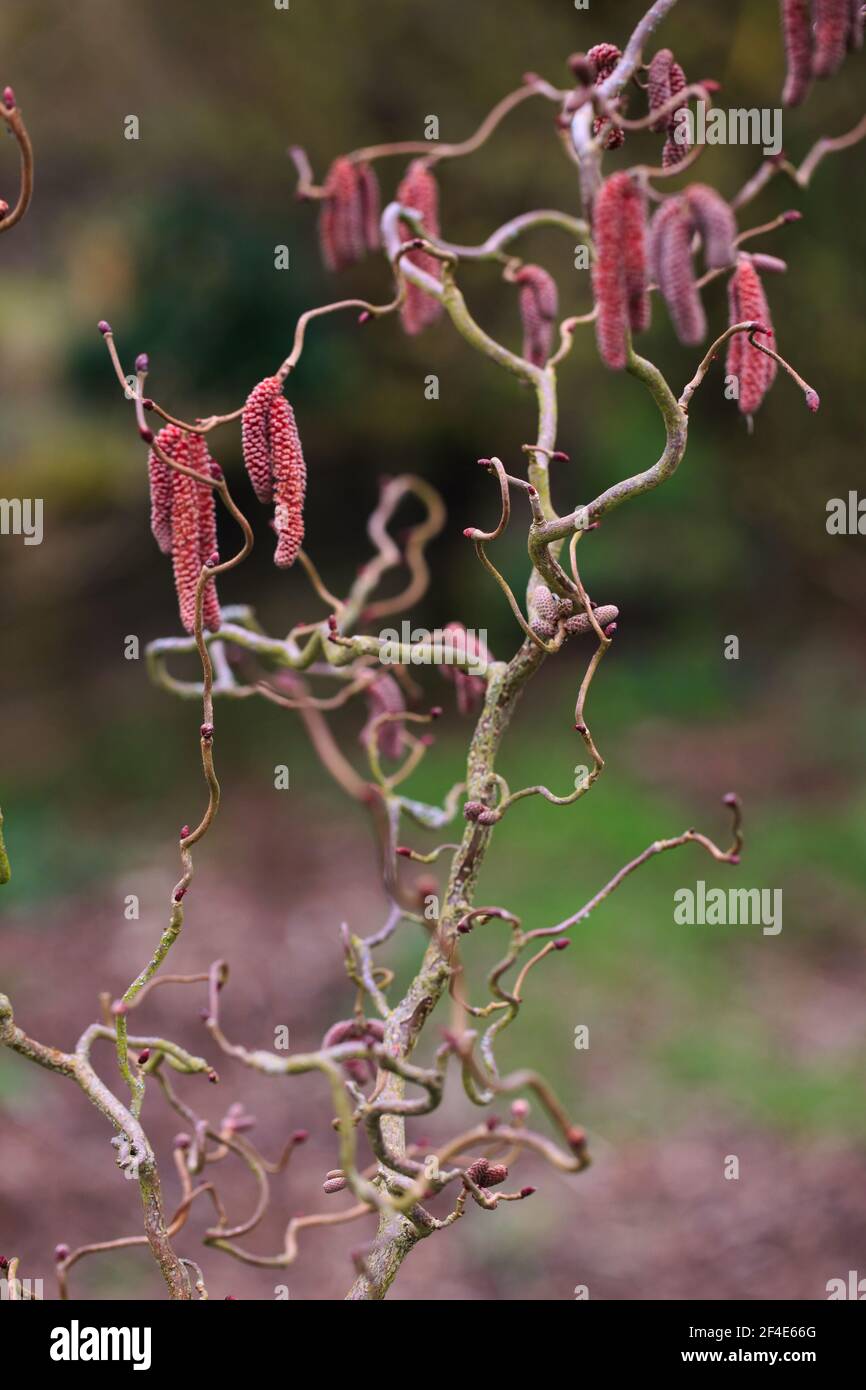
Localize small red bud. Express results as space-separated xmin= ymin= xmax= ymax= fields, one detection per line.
xmin=358 ymin=310 xmax=371 ymax=324
xmin=54 ymin=1244 xmax=70 ymax=1263
xmin=110 ymin=1000 xmax=127 ymax=1017
xmin=551 ymin=449 xmax=570 ymax=462
xmin=328 ymin=614 xmax=338 ymax=633
xmin=485 ymin=1115 xmax=500 ymax=1131
xmin=173 ymin=1133 xmax=191 ymax=1150
xmin=142 ymin=397 xmax=154 ymax=411
xmin=3 ymin=86 xmax=16 ymax=109
xmin=97 ymin=320 xmax=112 ymax=336
xmin=728 ymin=853 xmax=741 ymax=865
xmin=429 ymin=705 xmax=443 ymax=719
xmin=174 ymin=886 xmax=187 ymax=903
xmin=292 ymin=1129 xmax=309 ymax=1144
xmin=200 ymin=723 xmax=214 ymax=740
xmin=135 ymin=353 xmax=149 ymax=373
xmin=138 ymin=426 xmax=154 ymax=444
xmin=553 ymin=937 xmax=571 ymax=951
xmin=207 ymin=1070 xmax=219 ymax=1084
xmin=0 ymin=1256 xmax=8 ymax=1271
xmin=603 ymin=622 xmax=618 ymax=638
xmin=782 ymin=209 xmax=802 ymax=222
xmin=520 ymin=1186 xmax=536 ymax=1198
xmin=722 ymin=792 xmax=738 ymax=807
xmin=180 ymin=824 xmax=190 ymax=838
xmin=511 ymin=1098 xmax=530 ymax=1119
xmin=395 ymin=846 xmax=412 ymax=858
xmin=805 ymin=389 xmax=820 ymax=412
xmin=137 ymin=1048 xmax=150 ymax=1064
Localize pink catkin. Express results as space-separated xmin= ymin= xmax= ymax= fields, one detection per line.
xmin=647 ymin=49 xmax=676 ymax=131
xmin=242 ymin=376 xmax=306 ymax=568
xmin=360 ymin=674 xmax=405 ymax=761
xmin=159 ymin=430 xmax=222 ymax=635
xmin=241 ymin=376 xmax=279 ymax=503
xmin=439 ymin=623 xmax=491 ymax=717
xmin=318 ymin=157 xmax=367 ymax=271
xmin=622 ymin=182 xmax=651 ymax=334
xmin=270 ymin=395 xmax=306 ymax=569
xmin=683 ymin=184 xmax=738 ymax=269
xmin=780 ymin=0 xmax=814 ymax=105
xmin=726 ymin=256 xmax=777 ymax=416
xmin=650 ymin=197 xmax=706 ymax=346
xmin=514 ymin=265 xmax=559 ymax=366
xmin=592 ymin=173 xmax=649 ymax=369
xmin=148 ymin=424 xmax=180 ymax=555
xmin=587 ymin=43 xmax=625 ymax=149
xmin=397 ymin=160 xmax=443 ymax=335
xmin=662 ymin=61 xmax=690 ymax=168
xmin=813 ymin=0 xmax=851 ymax=76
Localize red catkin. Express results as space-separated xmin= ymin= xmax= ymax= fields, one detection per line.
xmin=360 ymin=673 xmax=406 ymax=761
xmin=243 ymin=376 xmax=307 ymax=568
xmin=514 ymin=264 xmax=559 ymax=366
xmin=439 ymin=623 xmax=492 ymax=717
xmin=241 ymin=376 xmax=279 ymax=504
xmin=397 ymin=160 xmax=443 ymax=335
xmin=663 ymin=61 xmax=691 ymax=168
xmin=813 ymin=0 xmax=851 ymax=76
xmin=587 ymin=42 xmax=625 ymax=149
xmin=622 ymin=182 xmax=651 ymax=334
xmin=148 ymin=424 xmax=179 ymax=555
xmin=270 ymin=395 xmax=306 ymax=569
xmin=780 ymin=0 xmax=814 ymax=105
xmin=647 ymin=48 xmax=676 ymax=131
xmin=318 ymin=156 xmax=368 ymax=271
xmin=160 ymin=430 xmax=222 ymax=635
xmin=684 ymin=184 xmax=738 ymax=270
xmin=592 ymin=173 xmax=649 ymax=369
xmin=649 ymin=197 xmax=706 ymax=346
xmin=726 ymin=256 xmax=777 ymax=417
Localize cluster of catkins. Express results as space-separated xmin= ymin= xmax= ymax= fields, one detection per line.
xmin=318 ymin=150 xmax=444 ymax=337
xmin=241 ymin=376 xmax=307 ymax=568
xmin=148 ymin=425 xmax=222 ymax=635
xmin=780 ymin=0 xmax=863 ymax=106
xmin=592 ymin=170 xmax=778 ymax=417
xmin=531 ymin=586 xmax=619 ymax=639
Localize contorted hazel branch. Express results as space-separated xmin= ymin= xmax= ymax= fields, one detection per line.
xmin=0 ymin=85 xmax=33 ymax=235
xmin=1 ymin=0 xmax=859 ymax=1305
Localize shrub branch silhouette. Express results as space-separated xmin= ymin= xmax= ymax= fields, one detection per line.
xmin=1 ymin=3 xmax=864 ymax=1301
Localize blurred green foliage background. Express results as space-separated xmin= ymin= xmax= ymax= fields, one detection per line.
xmin=0 ymin=0 xmax=864 ymax=1300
